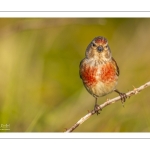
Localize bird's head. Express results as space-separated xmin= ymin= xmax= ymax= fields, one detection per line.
xmin=86 ymin=36 xmax=112 ymax=62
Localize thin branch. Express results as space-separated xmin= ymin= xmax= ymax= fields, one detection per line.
xmin=65 ymin=81 xmax=150 ymax=133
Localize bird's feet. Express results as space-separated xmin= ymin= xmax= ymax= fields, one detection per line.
xmin=114 ymin=89 xmax=127 ymax=106
xmin=94 ymin=104 xmax=102 ymax=115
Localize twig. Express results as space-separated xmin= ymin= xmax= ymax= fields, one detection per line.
xmin=65 ymin=81 xmax=150 ymax=133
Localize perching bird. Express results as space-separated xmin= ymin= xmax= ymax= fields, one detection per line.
xmin=79 ymin=36 xmax=127 ymax=115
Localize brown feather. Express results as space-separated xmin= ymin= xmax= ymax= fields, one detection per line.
xmin=112 ymin=57 xmax=120 ymax=76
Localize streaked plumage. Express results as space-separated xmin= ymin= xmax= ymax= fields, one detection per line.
xmin=79 ymin=36 xmax=126 ymax=115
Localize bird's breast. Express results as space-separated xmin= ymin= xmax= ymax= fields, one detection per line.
xmin=80 ymin=61 xmax=118 ymax=87
xmin=80 ymin=65 xmax=98 ymax=86
xmin=100 ymin=62 xmax=118 ymax=83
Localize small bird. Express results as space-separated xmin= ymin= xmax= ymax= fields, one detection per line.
xmin=79 ymin=36 xmax=127 ymax=115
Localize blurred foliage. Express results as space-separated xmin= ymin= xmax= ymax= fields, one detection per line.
xmin=0 ymin=18 xmax=150 ymax=132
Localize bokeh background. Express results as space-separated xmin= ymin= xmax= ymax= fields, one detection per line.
xmin=0 ymin=18 xmax=150 ymax=132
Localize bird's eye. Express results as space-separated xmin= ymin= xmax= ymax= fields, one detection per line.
xmin=105 ymin=45 xmax=108 ymax=49
xmin=92 ymin=43 xmax=96 ymax=47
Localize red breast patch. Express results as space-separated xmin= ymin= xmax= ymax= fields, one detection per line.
xmin=100 ymin=63 xmax=116 ymax=83
xmin=81 ymin=65 xmax=98 ymax=86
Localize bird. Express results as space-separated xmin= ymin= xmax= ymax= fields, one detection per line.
xmin=79 ymin=36 xmax=127 ymax=115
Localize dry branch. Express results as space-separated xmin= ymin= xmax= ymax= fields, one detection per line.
xmin=65 ymin=81 xmax=150 ymax=133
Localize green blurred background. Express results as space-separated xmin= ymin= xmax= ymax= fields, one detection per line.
xmin=0 ymin=18 xmax=150 ymax=132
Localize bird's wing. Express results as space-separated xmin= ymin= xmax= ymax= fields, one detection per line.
xmin=112 ymin=57 xmax=120 ymax=76
xmin=79 ymin=58 xmax=86 ymax=79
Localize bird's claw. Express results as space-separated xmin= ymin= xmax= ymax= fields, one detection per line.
xmin=114 ymin=89 xmax=127 ymax=106
xmin=119 ymin=93 xmax=127 ymax=107
xmin=94 ymin=104 xmax=102 ymax=115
